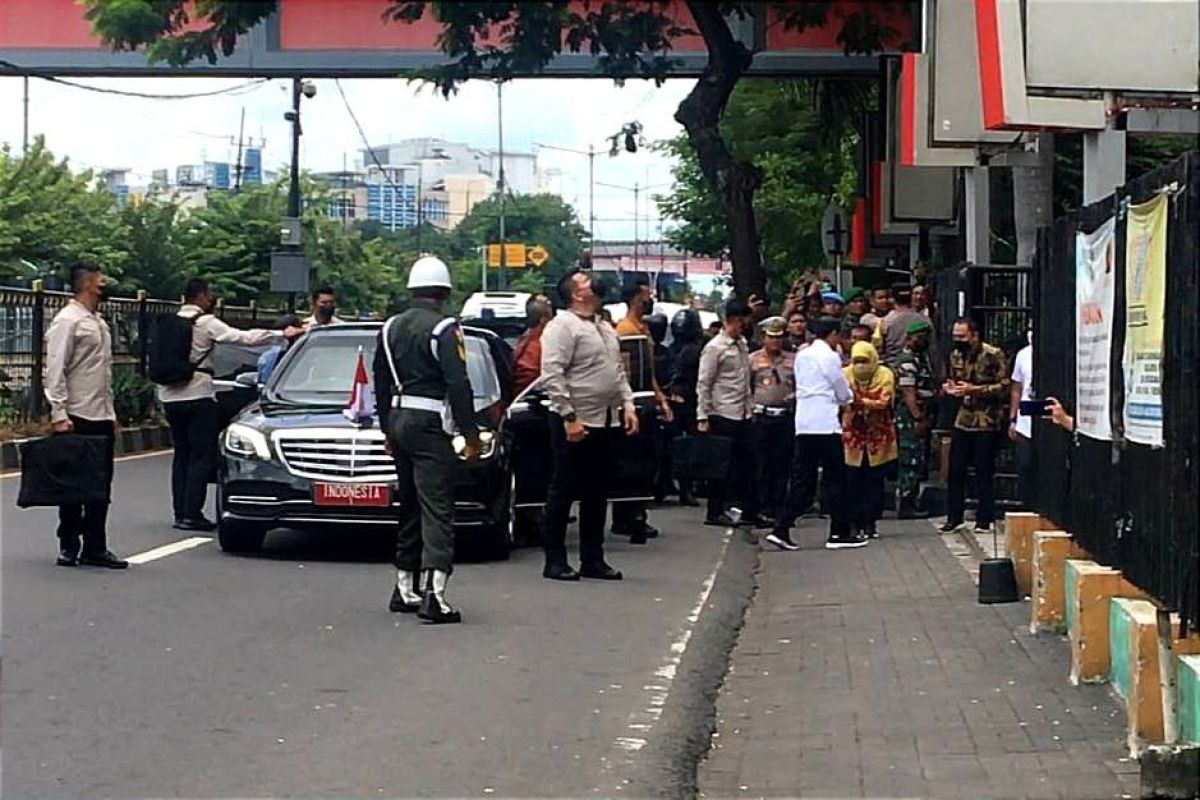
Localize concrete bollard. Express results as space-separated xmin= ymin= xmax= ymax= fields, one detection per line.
xmin=1030 ymin=531 xmax=1086 ymax=634
xmin=1004 ymin=512 xmax=1046 ymax=598
xmin=1065 ymin=559 xmax=1145 ymax=685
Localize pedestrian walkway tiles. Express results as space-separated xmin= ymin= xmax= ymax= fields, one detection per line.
xmin=698 ymin=520 xmax=1139 ymax=799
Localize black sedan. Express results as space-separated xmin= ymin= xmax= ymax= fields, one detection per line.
xmin=215 ymin=323 xmax=659 ymax=561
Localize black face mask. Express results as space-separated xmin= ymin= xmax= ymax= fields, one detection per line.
xmin=317 ymin=305 xmax=336 ymax=322
xmin=952 ymin=340 xmax=972 ymax=355
xmin=97 ymin=284 xmax=110 ymax=301
xmin=589 ymin=277 xmax=610 ymax=302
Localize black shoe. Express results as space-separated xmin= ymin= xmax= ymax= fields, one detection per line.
xmin=388 ymin=585 xmax=420 ymax=613
xmin=764 ymin=531 xmax=799 ymax=551
xmin=939 ymin=520 xmax=965 ymax=534
xmin=752 ymin=514 xmax=775 ymax=529
xmin=56 ymin=548 xmax=79 ymax=567
xmin=78 ymin=550 xmax=129 ymax=569
xmin=641 ymin=522 xmax=660 ymax=539
xmin=174 ymin=517 xmax=217 ymax=532
xmin=864 ymin=525 xmax=879 ymax=539
xmin=825 ymin=532 xmax=869 ymax=550
xmin=543 ymin=562 xmax=581 ymax=581
xmin=629 ymin=531 xmax=648 ymax=545
xmin=580 ymin=562 xmax=623 ymax=580
xmin=704 ymin=513 xmax=739 ymax=528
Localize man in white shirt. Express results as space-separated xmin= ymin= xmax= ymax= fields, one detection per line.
xmin=765 ymin=316 xmax=860 ymax=551
xmin=43 ymin=264 xmax=127 ymax=569
xmin=159 ymin=278 xmax=301 ymax=531
xmin=1008 ymin=330 xmax=1035 ymax=506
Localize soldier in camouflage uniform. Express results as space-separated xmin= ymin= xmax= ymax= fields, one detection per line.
xmin=894 ymin=319 xmax=936 ymax=518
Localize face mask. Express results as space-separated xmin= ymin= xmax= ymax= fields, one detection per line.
xmin=953 ymin=340 xmax=972 ymax=355
xmin=318 ymin=305 xmax=336 ymax=322
xmin=852 ymin=363 xmax=875 ymax=383
xmin=589 ymin=277 xmax=609 ymax=302
xmin=96 ymin=284 xmax=110 ymax=301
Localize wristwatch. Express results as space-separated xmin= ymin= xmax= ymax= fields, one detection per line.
xmin=563 ymin=412 xmax=578 ymax=423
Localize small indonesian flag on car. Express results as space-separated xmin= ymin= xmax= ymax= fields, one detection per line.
xmin=342 ymin=346 xmax=375 ymax=425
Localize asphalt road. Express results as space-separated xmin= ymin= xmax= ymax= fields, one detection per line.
xmin=1 ymin=451 xmax=754 ymax=798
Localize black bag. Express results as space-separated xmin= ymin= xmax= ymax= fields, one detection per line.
xmin=16 ymin=434 xmax=112 ymax=508
xmin=671 ymin=434 xmax=733 ymax=482
xmin=147 ymin=312 xmax=207 ymax=386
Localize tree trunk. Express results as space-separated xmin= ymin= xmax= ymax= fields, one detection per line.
xmin=676 ymin=1 xmax=764 ymax=300
xmin=1012 ymin=134 xmax=1055 ymax=266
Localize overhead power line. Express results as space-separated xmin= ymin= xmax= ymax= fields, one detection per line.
xmin=0 ymin=61 xmax=269 ymax=99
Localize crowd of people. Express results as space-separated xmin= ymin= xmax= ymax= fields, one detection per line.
xmin=40 ymin=257 xmax=1031 ymax=625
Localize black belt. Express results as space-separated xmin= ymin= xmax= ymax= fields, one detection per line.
xmin=753 ymin=404 xmax=791 ymax=418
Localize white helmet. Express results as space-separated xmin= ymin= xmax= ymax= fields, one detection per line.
xmin=406 ymin=255 xmax=452 ymax=290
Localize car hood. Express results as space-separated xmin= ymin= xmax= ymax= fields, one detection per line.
xmin=232 ymin=401 xmax=502 ymax=434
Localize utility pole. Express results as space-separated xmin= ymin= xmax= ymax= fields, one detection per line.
xmin=633 ymin=182 xmax=640 ymax=273
xmin=233 ymin=108 xmax=246 ymax=191
xmin=588 ymin=144 xmax=595 ymax=260
xmin=22 ymin=76 xmax=30 ymax=154
xmin=287 ymin=78 xmax=302 ymax=221
xmin=497 ymin=81 xmax=508 ymax=289
xmin=416 ymin=160 xmax=425 ymax=252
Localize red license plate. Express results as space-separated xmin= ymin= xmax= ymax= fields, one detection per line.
xmin=313 ymin=482 xmax=391 ymax=507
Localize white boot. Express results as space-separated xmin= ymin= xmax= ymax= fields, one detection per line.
xmin=418 ymin=569 xmax=462 ymax=625
xmin=388 ymin=569 xmax=422 ymax=613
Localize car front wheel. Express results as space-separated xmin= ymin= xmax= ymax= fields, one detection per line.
xmin=217 ymin=519 xmax=267 ymax=554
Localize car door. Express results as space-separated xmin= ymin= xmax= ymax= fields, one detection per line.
xmin=507 ymin=334 xmax=658 ymax=509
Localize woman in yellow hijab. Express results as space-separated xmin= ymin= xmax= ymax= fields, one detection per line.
xmin=842 ymin=341 xmax=898 ymax=539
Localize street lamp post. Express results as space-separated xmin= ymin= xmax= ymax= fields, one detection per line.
xmin=497 ymin=81 xmax=508 ymax=290
xmin=283 ymin=78 xmax=316 ymax=311
xmin=535 ymin=141 xmax=598 ymax=259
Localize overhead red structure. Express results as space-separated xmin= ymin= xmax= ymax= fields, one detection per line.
xmin=0 ymin=0 xmax=917 ymax=77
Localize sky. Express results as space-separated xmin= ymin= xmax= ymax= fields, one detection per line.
xmin=0 ymin=75 xmax=698 ymax=241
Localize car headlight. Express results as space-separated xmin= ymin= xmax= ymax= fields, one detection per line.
xmin=451 ymin=430 xmax=496 ymax=460
xmin=224 ymin=423 xmax=272 ymax=460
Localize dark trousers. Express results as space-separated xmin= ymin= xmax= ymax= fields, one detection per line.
xmin=754 ymin=414 xmax=793 ymax=518
xmin=542 ymin=414 xmax=620 ymax=568
xmin=848 ymin=452 xmax=888 ymax=528
xmin=774 ymin=433 xmax=850 ymax=537
xmin=706 ymin=416 xmax=757 ymax=521
xmin=57 ymin=416 xmax=115 ymax=555
xmin=612 ymin=501 xmax=647 ymax=531
xmin=165 ymin=398 xmax=219 ymax=522
xmin=390 ymin=409 xmax=457 ymax=573
xmin=947 ymin=429 xmax=1000 ymax=527
xmin=1015 ymin=433 xmax=1036 ymax=508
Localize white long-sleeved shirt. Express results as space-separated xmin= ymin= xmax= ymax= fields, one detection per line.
xmin=158 ymin=305 xmax=283 ymax=404
xmin=43 ymin=299 xmax=116 ymax=424
xmin=792 ymin=338 xmax=853 ymax=435
xmin=697 ymin=330 xmax=752 ymax=422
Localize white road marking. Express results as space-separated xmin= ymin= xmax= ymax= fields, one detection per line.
xmin=606 ymin=528 xmax=733 ymax=770
xmin=0 ymin=448 xmax=172 ymax=480
xmin=126 ymin=536 xmax=212 ymax=565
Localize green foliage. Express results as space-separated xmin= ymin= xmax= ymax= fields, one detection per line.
xmin=112 ymin=367 xmax=157 ymax=425
xmin=656 ymin=80 xmax=859 ymax=291
xmin=454 ymin=193 xmax=586 ymax=284
xmin=0 ymin=138 xmax=129 ymax=283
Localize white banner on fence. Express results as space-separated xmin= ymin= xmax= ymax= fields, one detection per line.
xmin=1123 ymin=193 xmax=1169 ymax=447
xmin=1074 ymin=217 xmax=1116 ymax=441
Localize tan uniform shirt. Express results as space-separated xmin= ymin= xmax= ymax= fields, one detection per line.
xmin=158 ymin=305 xmax=282 ymax=404
xmin=43 ymin=299 xmax=116 ymax=424
xmin=750 ymin=349 xmax=796 ymax=410
xmin=539 ymin=308 xmax=635 ymax=428
xmin=697 ymin=330 xmax=752 ymax=422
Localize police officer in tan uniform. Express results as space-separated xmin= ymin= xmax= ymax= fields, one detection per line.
xmin=750 ymin=317 xmax=796 ymax=523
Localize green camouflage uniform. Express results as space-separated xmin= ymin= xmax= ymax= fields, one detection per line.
xmin=894 ymin=346 xmax=935 ymax=500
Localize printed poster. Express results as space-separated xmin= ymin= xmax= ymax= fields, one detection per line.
xmin=1075 ymin=217 xmax=1116 ymax=441
xmin=1122 ymin=193 xmax=1168 ymax=447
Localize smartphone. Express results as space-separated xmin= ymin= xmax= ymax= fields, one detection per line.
xmin=1019 ymin=398 xmax=1051 ymax=417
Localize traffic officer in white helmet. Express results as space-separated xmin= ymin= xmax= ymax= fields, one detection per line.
xmin=372 ymin=255 xmax=483 ymax=624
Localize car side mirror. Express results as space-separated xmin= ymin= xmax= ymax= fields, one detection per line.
xmin=234 ymin=371 xmax=259 ymax=389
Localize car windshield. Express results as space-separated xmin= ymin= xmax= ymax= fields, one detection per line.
xmin=271 ymin=331 xmax=503 ymax=411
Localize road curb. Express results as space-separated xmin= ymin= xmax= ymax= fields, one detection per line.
xmin=620 ymin=527 xmax=761 ymax=799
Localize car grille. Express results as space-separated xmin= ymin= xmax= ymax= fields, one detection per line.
xmin=273 ymin=429 xmax=397 ymax=483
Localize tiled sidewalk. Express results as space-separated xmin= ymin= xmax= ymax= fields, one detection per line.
xmin=698 ymin=520 xmax=1139 ymax=799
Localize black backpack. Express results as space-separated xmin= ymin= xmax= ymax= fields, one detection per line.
xmin=147 ymin=312 xmax=209 ymax=386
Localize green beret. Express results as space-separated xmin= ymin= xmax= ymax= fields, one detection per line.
xmin=843 ymin=286 xmax=865 ymax=303
xmin=905 ymin=319 xmax=933 ymax=335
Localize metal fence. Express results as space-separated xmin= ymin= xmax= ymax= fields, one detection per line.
xmin=0 ymin=284 xmax=280 ymax=424
xmin=1032 ymin=151 xmax=1200 ymax=630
